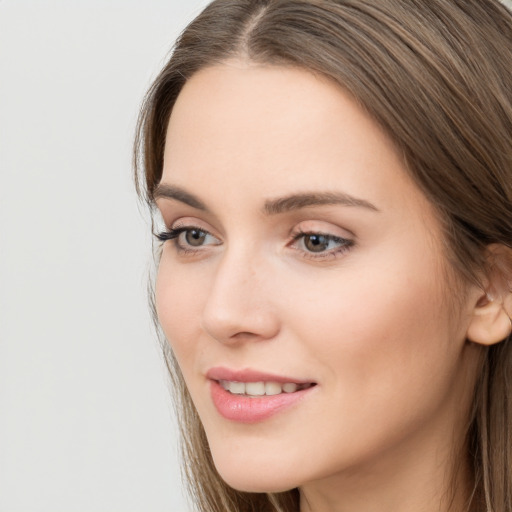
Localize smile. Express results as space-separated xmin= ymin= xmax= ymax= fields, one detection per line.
xmin=208 ymin=372 xmax=317 ymax=423
xmin=218 ymin=380 xmax=315 ymax=397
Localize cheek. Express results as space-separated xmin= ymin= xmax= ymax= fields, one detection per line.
xmin=283 ymin=246 xmax=456 ymax=411
xmin=155 ymin=254 xmax=207 ymax=366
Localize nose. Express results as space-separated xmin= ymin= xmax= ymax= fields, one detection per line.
xmin=201 ymin=249 xmax=280 ymax=345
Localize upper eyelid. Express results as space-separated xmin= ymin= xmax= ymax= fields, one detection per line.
xmin=290 ymin=221 xmax=355 ymax=240
xmin=155 ymin=200 xmax=222 ymax=232
xmin=164 ymin=217 xmax=219 ymax=235
xmin=291 ymin=227 xmax=350 ymax=237
xmin=158 ymin=218 xmax=355 ymax=242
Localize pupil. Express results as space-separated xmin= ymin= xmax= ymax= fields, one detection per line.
xmin=305 ymin=234 xmax=329 ymax=252
xmin=186 ymin=230 xmax=206 ymax=246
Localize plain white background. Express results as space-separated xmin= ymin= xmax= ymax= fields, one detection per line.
xmin=0 ymin=1 xmax=209 ymax=511
xmin=1 ymin=1 xmax=511 ymax=511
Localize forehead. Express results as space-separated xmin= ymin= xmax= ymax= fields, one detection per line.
xmin=162 ymin=61 xmax=429 ymax=217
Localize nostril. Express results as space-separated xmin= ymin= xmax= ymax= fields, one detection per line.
xmin=230 ymin=331 xmax=263 ymax=340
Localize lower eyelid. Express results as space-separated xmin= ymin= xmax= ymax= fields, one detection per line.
xmin=292 ymin=245 xmax=352 ymax=263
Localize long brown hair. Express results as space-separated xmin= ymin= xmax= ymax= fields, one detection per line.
xmin=134 ymin=1 xmax=512 ymax=510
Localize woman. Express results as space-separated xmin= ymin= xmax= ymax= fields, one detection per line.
xmin=134 ymin=1 xmax=512 ymax=511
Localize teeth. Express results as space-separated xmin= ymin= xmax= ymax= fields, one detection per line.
xmin=219 ymin=380 xmax=311 ymax=397
xmin=265 ymin=382 xmax=282 ymax=396
xmin=229 ymin=382 xmax=245 ymax=395
xmin=245 ymin=382 xmax=265 ymax=396
xmin=283 ymin=383 xmax=298 ymax=393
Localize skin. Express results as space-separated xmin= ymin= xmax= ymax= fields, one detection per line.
xmin=155 ymin=61 xmax=488 ymax=512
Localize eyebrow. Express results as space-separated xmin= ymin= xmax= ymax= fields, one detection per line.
xmin=263 ymin=191 xmax=379 ymax=215
xmin=153 ymin=183 xmax=209 ymax=211
xmin=153 ymin=183 xmax=379 ymax=214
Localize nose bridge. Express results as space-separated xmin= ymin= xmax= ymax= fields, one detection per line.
xmin=201 ymin=244 xmax=279 ymax=343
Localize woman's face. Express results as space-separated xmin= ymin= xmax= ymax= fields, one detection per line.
xmin=155 ymin=62 xmax=480 ymax=495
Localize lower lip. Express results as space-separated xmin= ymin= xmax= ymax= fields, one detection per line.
xmin=210 ymin=380 xmax=315 ymax=423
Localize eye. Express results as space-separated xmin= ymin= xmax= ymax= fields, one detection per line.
xmin=155 ymin=225 xmax=221 ymax=252
xmin=302 ymin=233 xmax=336 ymax=253
xmin=183 ymin=228 xmax=208 ymax=247
xmin=291 ymin=229 xmax=354 ymax=259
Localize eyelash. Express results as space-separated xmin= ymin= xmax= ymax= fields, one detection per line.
xmin=290 ymin=228 xmax=354 ymax=260
xmin=155 ymin=226 xmax=198 ymax=242
xmin=155 ymin=226 xmax=216 ymax=256
xmin=155 ymin=226 xmax=354 ymax=260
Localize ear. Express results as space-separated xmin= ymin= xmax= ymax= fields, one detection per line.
xmin=466 ymin=244 xmax=512 ymax=346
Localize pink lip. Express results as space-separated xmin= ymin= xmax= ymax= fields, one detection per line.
xmin=207 ymin=367 xmax=316 ymax=424
xmin=206 ymin=367 xmax=313 ymax=384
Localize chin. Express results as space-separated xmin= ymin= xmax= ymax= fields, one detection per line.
xmin=211 ymin=449 xmax=300 ymax=493
xmin=219 ymin=473 xmax=296 ymax=494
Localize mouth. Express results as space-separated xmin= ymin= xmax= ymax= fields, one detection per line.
xmin=217 ymin=380 xmax=316 ymax=397
xmin=207 ymin=368 xmax=317 ymax=423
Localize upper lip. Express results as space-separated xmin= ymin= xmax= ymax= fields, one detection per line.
xmin=206 ymin=366 xmax=315 ymax=384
